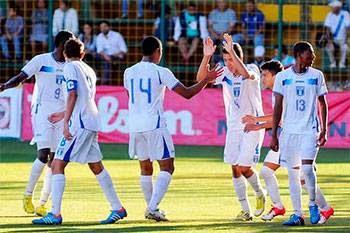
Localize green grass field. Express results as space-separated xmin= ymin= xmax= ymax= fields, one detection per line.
xmin=0 ymin=140 xmax=349 ymax=233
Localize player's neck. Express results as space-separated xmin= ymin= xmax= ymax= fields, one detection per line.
xmin=52 ymin=50 xmax=65 ymax=63
xmin=293 ymin=63 xmax=308 ymax=74
xmin=141 ymin=57 xmax=156 ymax=64
xmin=67 ymin=58 xmax=81 ymax=62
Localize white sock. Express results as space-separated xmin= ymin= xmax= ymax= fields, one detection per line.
xmin=288 ymin=168 xmax=302 ymax=216
xmin=233 ymin=176 xmax=250 ymax=213
xmin=140 ymin=175 xmax=153 ymax=205
xmin=302 ymin=164 xmax=317 ymax=206
xmin=25 ymin=159 xmax=46 ymax=196
xmin=302 ymin=183 xmax=330 ymax=211
xmin=51 ymin=174 xmax=65 ymax=216
xmin=260 ymin=166 xmax=283 ymax=208
xmin=96 ymin=169 xmax=123 ymax=211
xmin=39 ymin=166 xmax=52 ymax=205
xmin=246 ymin=172 xmax=264 ymax=197
xmin=148 ymin=171 xmax=172 ymax=211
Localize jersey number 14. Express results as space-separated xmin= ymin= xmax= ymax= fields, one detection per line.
xmin=130 ymin=78 xmax=151 ymax=104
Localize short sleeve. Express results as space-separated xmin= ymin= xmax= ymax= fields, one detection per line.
xmin=345 ymin=11 xmax=350 ymax=27
xmin=96 ymin=34 xmax=103 ymax=53
xmin=123 ymin=68 xmax=129 ymax=90
xmin=273 ymin=72 xmax=284 ymax=96
xmin=247 ymin=64 xmax=260 ymax=81
xmin=21 ymin=55 xmax=41 ymax=79
xmin=64 ymin=64 xmax=78 ymax=92
xmin=160 ymin=68 xmax=180 ymax=90
xmin=214 ymin=66 xmax=229 ymax=85
xmin=317 ymin=72 xmax=328 ymax=96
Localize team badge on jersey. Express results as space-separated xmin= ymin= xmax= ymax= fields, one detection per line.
xmin=233 ymin=87 xmax=240 ymax=97
xmin=296 ymin=86 xmax=305 ymax=96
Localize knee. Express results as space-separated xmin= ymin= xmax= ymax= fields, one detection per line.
xmin=164 ymin=164 xmax=175 ymax=175
xmin=141 ymin=164 xmax=153 ymax=176
xmin=37 ymin=149 xmax=50 ymax=164
xmin=89 ymin=163 xmax=104 ymax=175
xmin=238 ymin=166 xmax=250 ymax=175
xmin=232 ymin=165 xmax=241 ymax=178
xmin=260 ymin=166 xmax=273 ymax=179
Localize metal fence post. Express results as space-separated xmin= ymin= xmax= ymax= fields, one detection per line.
xmin=48 ymin=0 xmax=54 ymax=51
xmin=277 ymin=0 xmax=283 ymax=60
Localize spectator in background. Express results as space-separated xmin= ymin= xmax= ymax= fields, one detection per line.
xmin=153 ymin=4 xmax=175 ymax=41
xmin=30 ymin=0 xmax=48 ymax=55
xmin=52 ymin=0 xmax=78 ymax=36
xmin=1 ymin=5 xmax=23 ymax=59
xmin=174 ymin=2 xmax=208 ymax=62
xmin=273 ymin=44 xmax=295 ymax=68
xmin=253 ymin=45 xmax=265 ymax=67
xmin=78 ymin=22 xmax=97 ymax=62
xmin=122 ymin=0 xmax=143 ymax=18
xmin=233 ymin=0 xmax=264 ymax=47
xmin=96 ymin=20 xmax=127 ymax=85
xmin=324 ymin=0 xmax=350 ymax=68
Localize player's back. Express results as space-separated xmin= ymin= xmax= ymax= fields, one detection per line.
xmin=64 ymin=60 xmax=99 ymax=132
xmin=22 ymin=52 xmax=66 ymax=114
xmin=124 ymin=61 xmax=179 ymax=133
xmin=273 ymin=67 xmax=327 ymax=135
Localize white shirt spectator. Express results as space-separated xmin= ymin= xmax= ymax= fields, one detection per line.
xmin=324 ymin=10 xmax=350 ymax=43
xmin=96 ymin=30 xmax=128 ymax=56
xmin=173 ymin=15 xmax=208 ymax=41
xmin=52 ymin=8 xmax=78 ymax=36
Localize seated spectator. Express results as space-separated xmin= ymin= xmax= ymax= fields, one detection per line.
xmin=174 ymin=2 xmax=208 ymax=62
xmin=78 ymin=22 xmax=97 ymax=61
xmin=1 ymin=5 xmax=23 ymax=59
xmin=273 ymin=44 xmax=295 ymax=68
xmin=30 ymin=0 xmax=48 ymax=55
xmin=52 ymin=0 xmax=78 ymax=36
xmin=96 ymin=20 xmax=127 ymax=85
xmin=324 ymin=0 xmax=350 ymax=68
xmin=153 ymin=4 xmax=175 ymax=41
xmin=253 ymin=45 xmax=265 ymax=67
xmin=233 ymin=0 xmax=265 ymax=47
xmin=122 ymin=0 xmax=143 ymax=18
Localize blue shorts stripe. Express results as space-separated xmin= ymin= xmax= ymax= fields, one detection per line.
xmin=63 ymin=138 xmax=77 ymax=162
xmin=162 ymin=137 xmax=170 ymax=159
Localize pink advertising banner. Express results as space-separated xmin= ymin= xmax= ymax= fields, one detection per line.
xmin=21 ymin=84 xmax=350 ymax=148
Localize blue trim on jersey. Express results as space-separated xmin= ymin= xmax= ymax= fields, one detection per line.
xmin=39 ymin=66 xmax=55 ymax=73
xmin=156 ymin=115 xmax=160 ymax=129
xmin=79 ymin=112 xmax=85 ymax=129
xmin=21 ymin=70 xmax=30 ymax=78
xmin=67 ymin=80 xmax=78 ymax=92
xmin=307 ymin=79 xmax=318 ymax=85
xmin=157 ymin=71 xmax=162 ymax=85
xmin=34 ymin=104 xmax=39 ymax=114
xmin=171 ymin=82 xmax=181 ymax=90
xmin=222 ymin=76 xmax=233 ymax=86
xmin=63 ymin=138 xmax=77 ymax=162
xmin=162 ymin=137 xmax=170 ymax=159
xmin=295 ymin=80 xmax=304 ymax=83
xmin=282 ymin=79 xmax=293 ymax=86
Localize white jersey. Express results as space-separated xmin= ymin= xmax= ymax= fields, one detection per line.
xmin=124 ymin=61 xmax=180 ymax=133
xmin=273 ymin=67 xmax=327 ymax=135
xmin=22 ymin=53 xmax=66 ymax=114
xmin=215 ymin=64 xmax=264 ymax=131
xmin=64 ymin=61 xmax=99 ymax=132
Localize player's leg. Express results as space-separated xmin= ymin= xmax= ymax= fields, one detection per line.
xmin=178 ymin=37 xmax=189 ymax=61
xmin=187 ymin=37 xmax=200 ymax=60
xmin=23 ymin=147 xmax=50 ymax=214
xmin=338 ymin=40 xmax=348 ymax=68
xmin=139 ymin=159 xmax=154 ymax=205
xmin=232 ymin=165 xmax=252 ymax=221
xmin=325 ymin=41 xmax=336 ymax=68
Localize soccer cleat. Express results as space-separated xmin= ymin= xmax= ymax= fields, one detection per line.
xmin=261 ymin=205 xmax=286 ymax=221
xmin=32 ymin=212 xmax=62 ymax=225
xmin=23 ymin=195 xmax=35 ymax=214
xmin=282 ymin=214 xmax=305 ymax=226
xmin=309 ymin=204 xmax=320 ymax=224
xmin=254 ymin=193 xmax=266 ymax=217
xmin=235 ymin=211 xmax=253 ymax=221
xmin=318 ymin=207 xmax=334 ymax=224
xmin=145 ymin=209 xmax=169 ymax=222
xmin=100 ymin=207 xmax=127 ymax=224
xmin=35 ymin=204 xmax=47 ymax=217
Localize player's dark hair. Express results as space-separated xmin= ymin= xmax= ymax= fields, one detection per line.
xmin=100 ymin=20 xmax=110 ymax=26
xmin=61 ymin=0 xmax=71 ymax=7
xmin=188 ymin=1 xmax=197 ymax=8
xmin=64 ymin=38 xmax=84 ymax=58
xmin=222 ymin=43 xmax=243 ymax=60
xmin=293 ymin=41 xmax=313 ymax=58
xmin=260 ymin=60 xmax=284 ymax=75
xmin=54 ymin=30 xmax=74 ymax=48
xmin=247 ymin=0 xmax=256 ymax=4
xmin=9 ymin=4 xmax=20 ymax=13
xmin=141 ymin=36 xmax=161 ymax=56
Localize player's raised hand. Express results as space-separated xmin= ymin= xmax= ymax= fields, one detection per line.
xmin=317 ymin=130 xmax=328 ymax=147
xmin=222 ymin=33 xmax=233 ymax=53
xmin=63 ymin=123 xmax=73 ymax=140
xmin=203 ymin=37 xmax=216 ymax=57
xmin=270 ymin=136 xmax=279 ymax=152
xmin=48 ymin=112 xmax=65 ymax=124
xmin=206 ymin=64 xmax=224 ymax=82
xmin=242 ymin=115 xmax=257 ymax=124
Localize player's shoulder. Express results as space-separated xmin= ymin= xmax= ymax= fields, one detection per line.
xmin=341 ymin=9 xmax=350 ymax=16
xmin=308 ymin=67 xmax=324 ymax=77
xmin=30 ymin=52 xmax=51 ymax=62
xmin=275 ymin=67 xmax=291 ymax=79
xmin=246 ymin=63 xmax=260 ymax=74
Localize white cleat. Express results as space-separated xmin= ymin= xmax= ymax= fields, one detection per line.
xmin=145 ymin=209 xmax=168 ymax=222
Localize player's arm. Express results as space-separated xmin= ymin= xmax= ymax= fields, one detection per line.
xmin=0 ymin=72 xmax=28 ymax=92
xmin=222 ymin=34 xmax=255 ymax=80
xmin=270 ymin=93 xmax=283 ymax=152
xmin=173 ymin=66 xmax=223 ymax=99
xmin=242 ymin=114 xmax=273 ymax=132
xmin=317 ymin=95 xmax=328 ymax=146
xmin=196 ymin=37 xmax=217 ymax=82
xmin=63 ymin=90 xmax=77 ymax=140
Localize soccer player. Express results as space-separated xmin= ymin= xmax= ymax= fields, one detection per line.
xmin=32 ymin=38 xmax=126 ymax=225
xmin=197 ymin=34 xmax=266 ymax=221
xmin=270 ymin=41 xmax=329 ymax=226
xmin=124 ymin=36 xmax=223 ymax=221
xmin=0 ymin=31 xmax=74 ymax=216
xmin=242 ymin=60 xmax=334 ymax=224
